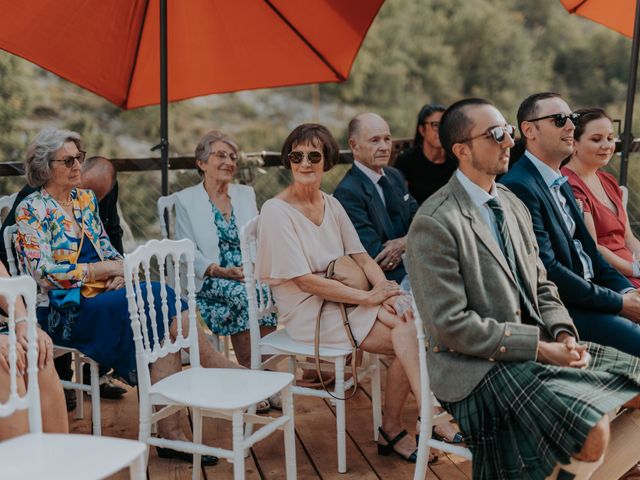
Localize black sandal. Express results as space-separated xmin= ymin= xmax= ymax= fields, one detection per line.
xmin=377 ymin=427 xmax=417 ymax=463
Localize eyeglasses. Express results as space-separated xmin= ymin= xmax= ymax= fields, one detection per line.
xmin=460 ymin=124 xmax=516 ymax=144
xmin=50 ymin=151 xmax=86 ymax=168
xmin=210 ymin=150 xmax=238 ymax=161
xmin=526 ymin=112 xmax=580 ymax=128
xmin=424 ymin=121 xmax=440 ymax=129
xmin=287 ymin=150 xmax=323 ymax=164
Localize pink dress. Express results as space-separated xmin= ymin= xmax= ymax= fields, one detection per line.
xmin=255 ymin=193 xmax=379 ymax=349
xmin=562 ymin=167 xmax=640 ymax=288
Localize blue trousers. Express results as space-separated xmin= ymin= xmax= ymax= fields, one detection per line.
xmin=569 ymin=307 xmax=640 ymax=357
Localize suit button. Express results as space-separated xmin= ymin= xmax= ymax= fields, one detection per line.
xmin=500 ymin=346 xmax=507 ymax=353
xmin=489 ymin=358 xmax=495 ymax=362
xmin=515 ymin=309 xmax=521 ymax=316
xmin=505 ymin=329 xmax=512 ymax=337
xmin=433 ymin=346 xmax=440 ymax=353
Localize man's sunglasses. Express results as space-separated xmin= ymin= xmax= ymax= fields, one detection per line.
xmin=287 ymin=150 xmax=323 ymax=164
xmin=526 ymin=112 xmax=581 ymax=128
xmin=50 ymin=151 xmax=86 ymax=168
xmin=461 ymin=124 xmax=516 ymax=144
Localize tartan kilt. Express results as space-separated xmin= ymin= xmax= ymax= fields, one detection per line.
xmin=440 ymin=343 xmax=640 ymax=480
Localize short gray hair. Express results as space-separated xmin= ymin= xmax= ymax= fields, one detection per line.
xmin=25 ymin=128 xmax=83 ymax=187
xmin=194 ymin=130 xmax=238 ymax=176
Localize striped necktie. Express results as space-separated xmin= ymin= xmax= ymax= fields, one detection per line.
xmin=486 ymin=197 xmax=543 ymax=327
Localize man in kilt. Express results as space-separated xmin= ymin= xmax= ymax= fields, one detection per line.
xmin=406 ymin=98 xmax=640 ymax=479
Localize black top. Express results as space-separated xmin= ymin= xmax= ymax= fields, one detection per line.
xmin=0 ymin=182 xmax=124 ymax=270
xmin=394 ymin=146 xmax=457 ymax=205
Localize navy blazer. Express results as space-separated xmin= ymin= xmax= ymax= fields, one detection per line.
xmin=500 ymin=154 xmax=631 ymax=314
xmin=333 ymin=164 xmax=418 ymax=282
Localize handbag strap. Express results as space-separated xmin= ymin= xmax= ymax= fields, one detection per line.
xmin=314 ymin=264 xmax=359 ymax=401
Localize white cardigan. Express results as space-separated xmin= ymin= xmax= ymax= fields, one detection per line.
xmin=174 ymin=181 xmax=258 ymax=292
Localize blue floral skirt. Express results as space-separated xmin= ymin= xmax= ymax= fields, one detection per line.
xmin=196 ymin=277 xmax=277 ymax=336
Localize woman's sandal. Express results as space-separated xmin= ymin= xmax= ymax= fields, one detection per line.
xmin=432 ymin=425 xmax=465 ymax=445
xmin=256 ymin=399 xmax=271 ymax=414
xmin=415 ymin=417 xmax=439 ymax=463
xmin=377 ymin=427 xmax=418 ymax=463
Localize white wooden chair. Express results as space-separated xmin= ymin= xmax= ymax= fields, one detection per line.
xmin=0 ymin=192 xmax=17 ymax=225
xmin=620 ymin=185 xmax=629 ymax=212
xmin=6 ymin=224 xmax=105 ymax=434
xmin=411 ymin=301 xmax=471 ymax=480
xmin=240 ymin=216 xmax=383 ymax=473
xmin=124 ymin=238 xmax=296 ymax=480
xmin=156 ymin=194 xmax=230 ymax=358
xmin=0 ymin=275 xmax=147 ymax=480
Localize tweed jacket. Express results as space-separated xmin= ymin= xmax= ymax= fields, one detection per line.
xmin=406 ymin=175 xmax=577 ymax=402
xmin=15 ymin=188 xmax=122 ymax=299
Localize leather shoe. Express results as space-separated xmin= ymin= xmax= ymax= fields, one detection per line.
xmin=156 ymin=446 xmax=218 ymax=466
xmin=64 ymin=389 xmax=77 ymax=412
xmin=98 ymin=382 xmax=127 ymax=399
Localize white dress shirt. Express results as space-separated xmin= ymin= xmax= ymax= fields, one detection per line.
xmin=354 ymin=160 xmax=387 ymax=206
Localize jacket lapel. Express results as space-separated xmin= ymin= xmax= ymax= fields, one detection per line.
xmin=450 ymin=177 xmax=515 ymax=283
xmin=350 ymin=166 xmax=396 ymax=239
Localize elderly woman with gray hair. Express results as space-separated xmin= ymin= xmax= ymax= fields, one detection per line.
xmin=15 ymin=127 xmax=238 ymax=464
xmin=174 ymin=131 xmax=276 ymax=371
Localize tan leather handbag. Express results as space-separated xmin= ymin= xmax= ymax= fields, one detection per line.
xmin=314 ymin=255 xmax=371 ymax=400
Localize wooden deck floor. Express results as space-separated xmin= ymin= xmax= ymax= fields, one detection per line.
xmin=70 ymin=359 xmax=471 ymax=480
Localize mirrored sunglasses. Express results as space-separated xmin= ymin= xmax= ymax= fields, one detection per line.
xmin=287 ymin=150 xmax=323 ymax=164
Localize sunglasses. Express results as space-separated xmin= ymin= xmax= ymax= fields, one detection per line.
xmin=461 ymin=124 xmax=516 ymax=144
xmin=210 ymin=150 xmax=238 ymax=161
xmin=50 ymin=150 xmax=86 ymax=168
xmin=526 ymin=112 xmax=580 ymax=128
xmin=287 ymin=150 xmax=323 ymax=164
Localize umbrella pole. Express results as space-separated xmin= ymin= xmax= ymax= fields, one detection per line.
xmin=160 ymin=0 xmax=169 ymax=197
xmin=620 ymin=0 xmax=640 ymax=187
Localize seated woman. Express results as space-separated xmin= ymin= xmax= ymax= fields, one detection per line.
xmin=15 ymin=128 xmax=238 ymax=464
xmin=174 ymin=130 xmax=276 ymax=369
xmin=562 ymin=108 xmax=640 ymax=288
xmin=0 ymin=262 xmax=67 ymax=440
xmin=394 ymin=103 xmax=456 ymax=205
xmin=255 ymin=124 xmax=422 ymax=462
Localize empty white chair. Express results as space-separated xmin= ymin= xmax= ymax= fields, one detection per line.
xmin=124 ymin=238 xmax=296 ymax=480
xmin=6 ymin=225 xmax=104 ymax=434
xmin=0 ymin=275 xmax=147 ymax=480
xmin=156 ymin=193 xmax=230 ymax=358
xmin=620 ymin=185 xmax=629 ymax=212
xmin=0 ymin=192 xmax=17 ymax=226
xmin=240 ymin=216 xmax=382 ymax=474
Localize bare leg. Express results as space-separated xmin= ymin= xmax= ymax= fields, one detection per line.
xmin=623 ymin=394 xmax=640 ymax=409
xmin=0 ymin=370 xmax=28 ymax=440
xmin=230 ymin=326 xmax=276 ymax=368
xmin=36 ymin=360 xmax=68 ymax=433
xmin=574 ymin=416 xmax=609 ymax=462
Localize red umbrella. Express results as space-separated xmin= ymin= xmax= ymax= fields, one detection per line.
xmin=560 ymin=0 xmax=640 ymax=186
xmin=0 ymin=0 xmax=384 ymax=192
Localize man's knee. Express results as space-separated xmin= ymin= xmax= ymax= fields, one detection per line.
xmin=576 ymin=417 xmax=609 ymax=462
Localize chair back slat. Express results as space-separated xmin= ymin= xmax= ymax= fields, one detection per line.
xmin=240 ymin=216 xmax=277 ymax=369
xmin=156 ymin=194 xmax=177 ymax=240
xmin=124 ymin=239 xmax=199 ymax=391
xmin=0 ymin=276 xmax=42 ymax=433
xmin=171 ymin=253 xmax=184 ymax=339
xmin=0 ymin=193 xmax=17 ymax=227
xmin=4 ymin=225 xmax=21 ymax=277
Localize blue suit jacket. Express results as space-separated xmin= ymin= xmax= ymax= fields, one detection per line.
xmin=500 ymin=154 xmax=631 ymax=314
xmin=333 ymin=165 xmax=418 ymax=282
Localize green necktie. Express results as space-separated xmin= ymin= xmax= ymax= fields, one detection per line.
xmin=486 ymin=197 xmax=543 ymax=327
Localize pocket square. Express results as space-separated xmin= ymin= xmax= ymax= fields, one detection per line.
xmin=403 ymin=194 xmax=410 ymax=201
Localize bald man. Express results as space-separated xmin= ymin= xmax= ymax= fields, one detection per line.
xmin=333 ymin=113 xmax=418 ymax=284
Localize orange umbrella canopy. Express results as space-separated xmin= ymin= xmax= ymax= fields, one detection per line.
xmin=560 ymin=0 xmax=636 ymax=38
xmin=0 ymin=0 xmax=383 ymax=109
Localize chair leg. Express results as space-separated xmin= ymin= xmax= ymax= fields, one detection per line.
xmin=129 ymin=451 xmax=148 ymax=480
xmin=89 ymin=360 xmax=101 ymax=436
xmin=223 ymin=335 xmax=230 ymax=359
xmin=369 ymin=354 xmax=382 ymax=442
xmin=334 ymin=357 xmax=347 ymax=473
xmin=75 ymin=352 xmax=84 ymax=420
xmin=244 ymin=402 xmax=257 ymax=458
xmin=232 ymin=410 xmax=245 ymax=480
xmin=192 ymin=407 xmax=203 ymax=480
xmin=282 ymin=385 xmax=297 ymax=479
xmin=287 ymin=356 xmax=296 ymax=384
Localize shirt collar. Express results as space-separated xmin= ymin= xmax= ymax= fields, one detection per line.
xmin=455 ymin=169 xmax=498 ymax=209
xmin=525 ymin=149 xmax=563 ymax=188
xmin=354 ymin=160 xmax=384 ymax=184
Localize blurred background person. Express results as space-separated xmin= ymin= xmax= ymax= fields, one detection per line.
xmin=395 ymin=103 xmax=456 ymax=205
